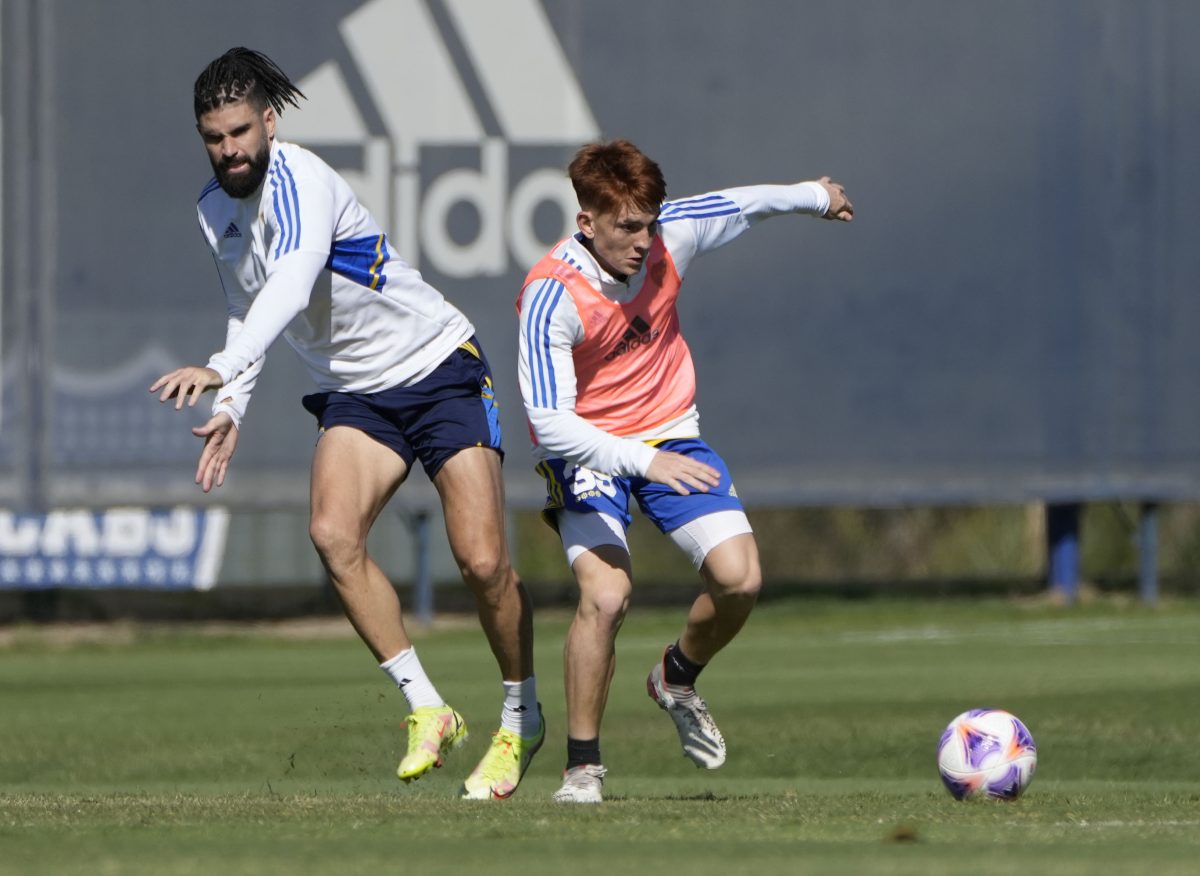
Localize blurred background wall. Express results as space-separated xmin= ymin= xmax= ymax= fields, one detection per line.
xmin=2 ymin=0 xmax=1198 ymax=610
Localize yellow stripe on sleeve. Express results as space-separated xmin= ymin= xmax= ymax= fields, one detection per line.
xmin=368 ymin=234 xmax=385 ymax=290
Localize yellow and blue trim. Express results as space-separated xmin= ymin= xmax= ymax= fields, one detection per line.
xmin=326 ymin=233 xmax=390 ymax=290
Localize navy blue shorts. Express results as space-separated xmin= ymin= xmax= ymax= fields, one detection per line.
xmin=536 ymin=437 xmax=744 ymax=533
xmin=301 ymin=338 xmax=503 ymax=479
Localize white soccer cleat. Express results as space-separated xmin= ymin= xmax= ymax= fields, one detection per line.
xmin=552 ymin=764 xmax=607 ymax=803
xmin=646 ymin=658 xmax=727 ymax=769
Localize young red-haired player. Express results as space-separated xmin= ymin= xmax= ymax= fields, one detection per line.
xmin=517 ymin=139 xmax=852 ymax=802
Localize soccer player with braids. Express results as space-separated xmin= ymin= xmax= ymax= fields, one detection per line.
xmin=152 ymin=48 xmax=543 ymax=799
xmin=518 ymin=139 xmax=852 ymax=802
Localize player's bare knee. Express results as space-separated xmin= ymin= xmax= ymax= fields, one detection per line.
xmin=738 ymin=566 xmax=764 ymax=600
xmin=700 ymin=534 xmax=762 ymax=598
xmin=583 ymin=587 xmax=630 ymax=625
xmin=709 ymin=563 xmax=762 ymax=603
xmin=458 ymin=553 xmax=513 ymax=598
xmin=576 ymin=576 xmax=631 ymax=629
xmin=309 ymin=515 xmax=363 ymax=572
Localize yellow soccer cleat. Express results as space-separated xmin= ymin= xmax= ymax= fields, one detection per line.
xmin=460 ymin=705 xmax=545 ymax=800
xmin=397 ymin=705 xmax=468 ymax=783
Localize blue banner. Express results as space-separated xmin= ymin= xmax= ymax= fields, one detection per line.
xmin=0 ymin=507 xmax=229 ymax=590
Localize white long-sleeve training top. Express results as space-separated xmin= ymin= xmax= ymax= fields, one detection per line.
xmin=517 ymin=182 xmax=830 ymax=478
xmin=196 ymin=139 xmax=474 ymax=427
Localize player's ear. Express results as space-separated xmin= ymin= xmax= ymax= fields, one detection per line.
xmin=576 ymin=210 xmax=595 ymax=239
xmin=263 ymin=106 xmax=277 ymax=140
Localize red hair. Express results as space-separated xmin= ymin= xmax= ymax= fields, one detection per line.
xmin=568 ymin=139 xmax=666 ymax=215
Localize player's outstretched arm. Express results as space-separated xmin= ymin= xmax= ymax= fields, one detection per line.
xmin=816 ymin=176 xmax=854 ymax=221
xmin=645 ymin=450 xmax=722 ymax=497
xmin=191 ymin=411 xmax=238 ymax=493
xmin=150 ymin=366 xmax=224 ymax=410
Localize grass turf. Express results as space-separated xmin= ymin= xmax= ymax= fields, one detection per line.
xmin=2 ymin=597 xmax=1198 ymax=875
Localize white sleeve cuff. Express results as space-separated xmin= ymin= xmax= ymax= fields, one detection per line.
xmin=205 ymin=357 xmax=236 ymax=386
xmin=211 ymin=399 xmax=244 ymax=430
xmin=628 ymin=440 xmax=659 ymax=478
xmin=795 ymin=181 xmax=831 ymax=216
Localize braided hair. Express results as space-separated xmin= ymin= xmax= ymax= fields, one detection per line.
xmin=193 ymin=47 xmax=305 ymax=119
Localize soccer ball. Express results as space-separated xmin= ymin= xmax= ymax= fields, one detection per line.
xmin=936 ymin=708 xmax=1037 ymax=800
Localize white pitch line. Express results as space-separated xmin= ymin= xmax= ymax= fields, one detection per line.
xmin=1048 ymin=820 xmax=1200 ymax=829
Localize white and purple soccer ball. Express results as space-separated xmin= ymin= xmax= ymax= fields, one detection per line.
xmin=936 ymin=708 xmax=1037 ymax=800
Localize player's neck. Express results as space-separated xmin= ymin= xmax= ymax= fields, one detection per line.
xmin=578 ymin=236 xmax=628 ymax=284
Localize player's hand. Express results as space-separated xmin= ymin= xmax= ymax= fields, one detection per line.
xmin=150 ymin=366 xmax=224 ymax=410
xmin=192 ymin=412 xmax=238 ymax=493
xmin=645 ymin=450 xmax=722 ymax=497
xmin=816 ymin=176 xmax=853 ymax=222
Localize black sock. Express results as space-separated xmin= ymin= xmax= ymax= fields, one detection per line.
xmin=566 ymin=736 xmax=602 ymax=770
xmin=663 ymin=640 xmax=705 ymax=687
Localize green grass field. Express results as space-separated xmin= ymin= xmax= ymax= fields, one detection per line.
xmin=2 ymin=597 xmax=1199 ymax=875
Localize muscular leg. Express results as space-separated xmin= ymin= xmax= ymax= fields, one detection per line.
xmin=564 ymin=545 xmax=632 ymax=740
xmin=439 ymin=447 xmax=545 ymax=798
xmin=433 ymin=446 xmax=533 ymax=681
xmin=678 ymin=533 xmax=763 ymax=665
xmin=309 ymin=426 xmax=411 ymax=661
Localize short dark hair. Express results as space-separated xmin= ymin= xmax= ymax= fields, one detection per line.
xmin=193 ymin=47 xmax=305 ymax=119
xmin=568 ymin=139 xmax=667 ymax=215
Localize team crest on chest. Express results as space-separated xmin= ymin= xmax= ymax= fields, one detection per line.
xmin=648 ymin=257 xmax=667 ymax=286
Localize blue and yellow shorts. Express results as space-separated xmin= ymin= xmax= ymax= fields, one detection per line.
xmin=536 ymin=437 xmax=743 ymax=534
xmin=301 ymin=337 xmax=502 ymax=479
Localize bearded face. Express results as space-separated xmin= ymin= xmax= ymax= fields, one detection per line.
xmin=197 ymin=100 xmax=275 ymax=199
xmin=212 ymin=135 xmax=270 ymax=198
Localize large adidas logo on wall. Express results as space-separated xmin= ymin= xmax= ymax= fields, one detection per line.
xmin=285 ymin=0 xmax=600 ymax=278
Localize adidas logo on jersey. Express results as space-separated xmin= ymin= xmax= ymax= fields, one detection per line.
xmin=604 ymin=315 xmax=661 ymax=362
xmin=285 ymin=0 xmax=600 ymax=278
xmin=222 ymin=222 xmax=242 ymax=239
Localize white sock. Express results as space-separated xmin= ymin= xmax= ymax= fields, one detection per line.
xmin=500 ymin=676 xmax=541 ymax=737
xmin=380 ymin=647 xmax=444 ymax=711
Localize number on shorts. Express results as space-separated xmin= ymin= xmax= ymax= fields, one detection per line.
xmin=570 ymin=466 xmax=617 ymax=499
